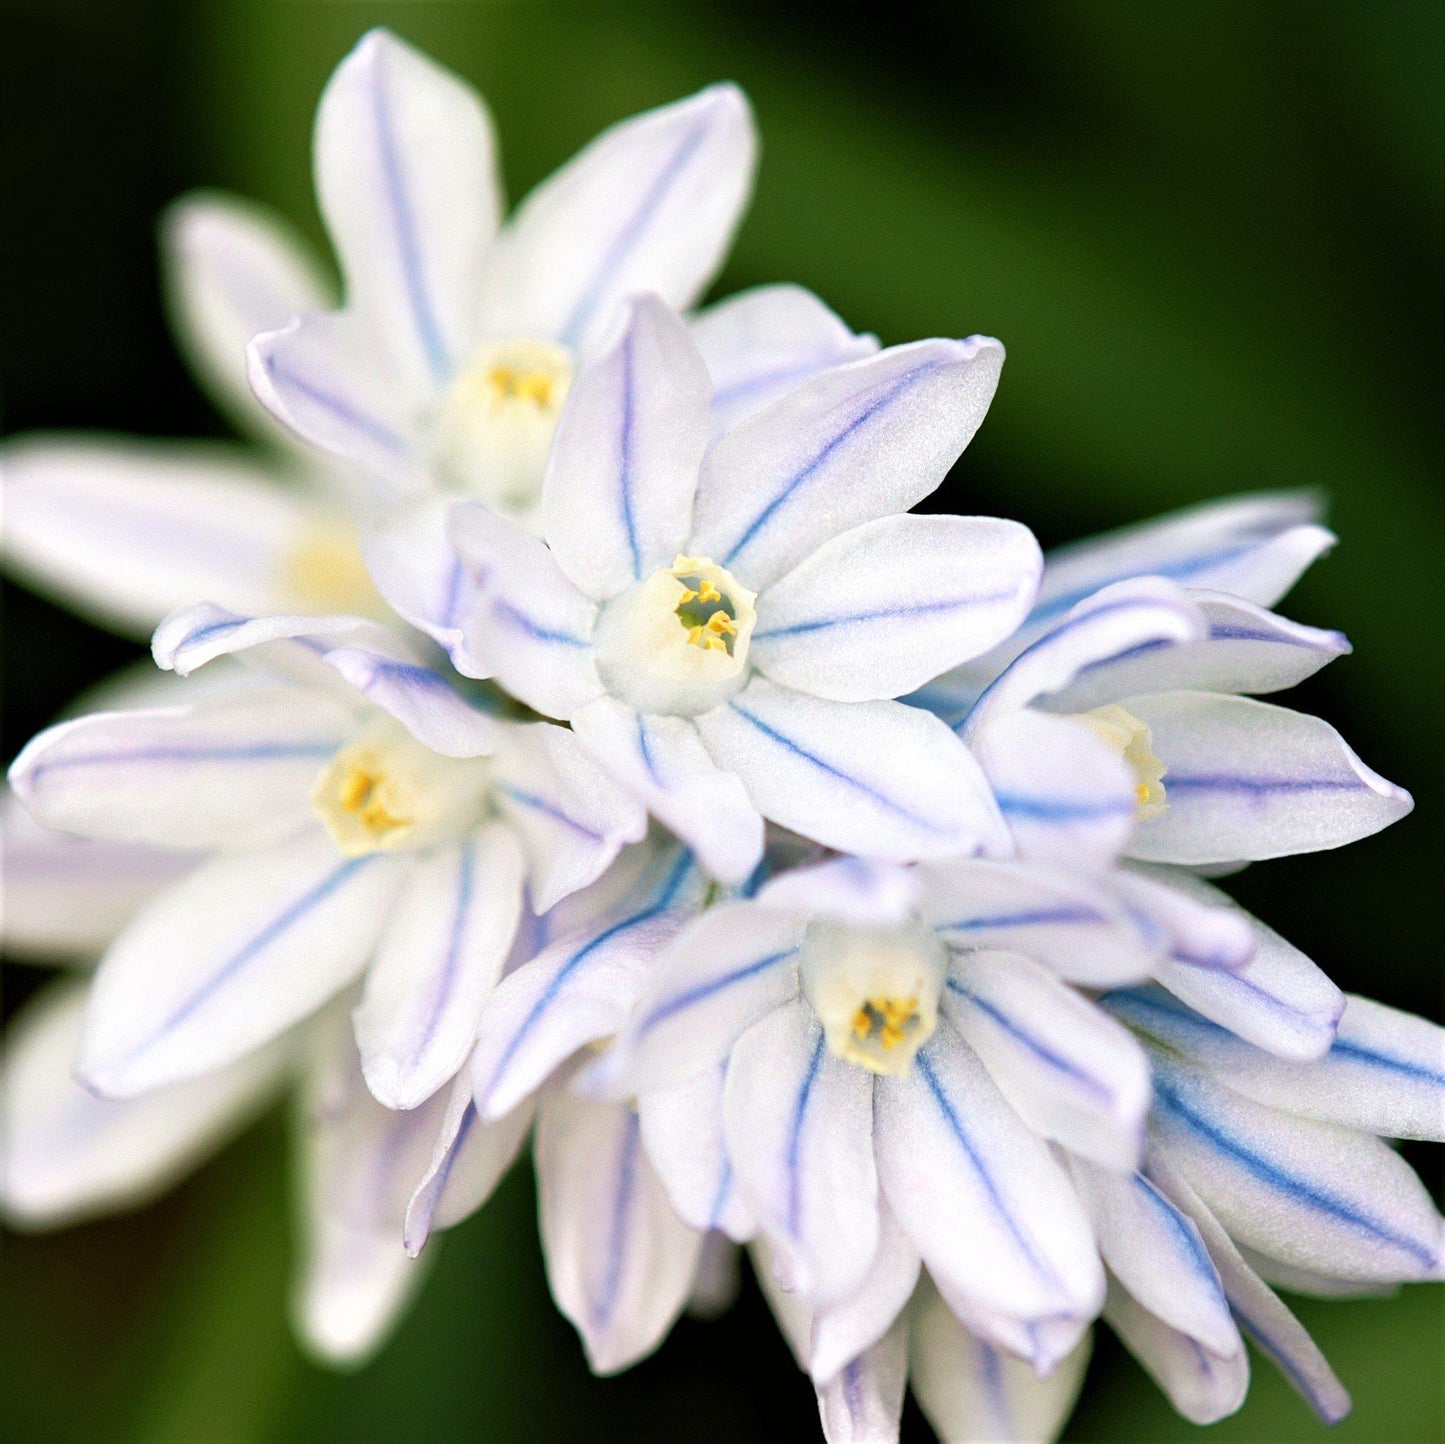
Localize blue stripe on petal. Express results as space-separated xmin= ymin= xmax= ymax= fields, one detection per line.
xmin=915 ymin=1048 xmax=1064 ymax=1293
xmin=262 ymin=356 xmax=414 ymax=456
xmin=23 ymin=741 xmax=337 ymax=785
xmin=635 ymin=948 xmax=797 ymax=1038
xmin=493 ymin=598 xmax=591 ymax=648
xmin=405 ymin=842 xmax=476 ymax=1073
xmin=493 ymin=784 xmax=606 ymax=841
xmin=721 ymin=364 xmax=941 ymax=572
xmin=152 ymin=857 xmax=373 ymax=1044
xmin=993 ymin=792 xmax=1136 ymax=822
xmin=751 ymin=588 xmax=1021 ymax=641
xmin=785 ymin=1029 xmax=827 ymax=1236
xmin=1330 ymin=1038 xmax=1445 ymax=1088
xmin=939 ymin=906 xmax=1107 ymax=932
xmin=1162 ymin=774 xmax=1365 ymax=797
xmin=726 ymin=699 xmax=945 ymax=832
xmin=1153 ymin=1078 xmax=1437 ymax=1269
xmin=618 ymin=328 xmax=642 ymax=578
xmin=370 ymin=44 xmax=451 ymax=382
xmin=557 ymin=116 xmax=714 ymax=349
xmin=946 ymin=979 xmax=1113 ymax=1102
xmin=1132 ymin=1173 xmax=1222 ymax=1290
xmin=478 ymin=852 xmax=694 ymax=1106
xmin=1228 ymin=1304 xmax=1349 ymax=1424
xmin=594 ymin=1110 xmax=642 ymax=1329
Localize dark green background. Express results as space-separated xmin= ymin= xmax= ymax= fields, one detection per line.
xmin=2 ymin=2 xmax=1441 ymax=1439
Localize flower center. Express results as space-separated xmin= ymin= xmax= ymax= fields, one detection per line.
xmin=280 ymin=522 xmax=385 ymax=616
xmin=1074 ymin=703 xmax=1168 ymax=819
xmin=593 ymin=554 xmax=757 ymax=717
xmin=310 ymin=721 xmax=491 ymax=857
xmin=799 ymin=920 xmax=949 ymax=1076
xmin=431 ymin=338 xmax=574 ymax=518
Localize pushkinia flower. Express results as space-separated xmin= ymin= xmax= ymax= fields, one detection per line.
xmin=7 ymin=605 xmax=644 ymax=1105
xmin=911 ymin=497 xmax=1410 ymax=870
xmin=246 ymin=28 xmax=873 ymax=535
xmin=438 ymin=294 xmax=1040 ymax=882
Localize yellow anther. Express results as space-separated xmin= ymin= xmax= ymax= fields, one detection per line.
xmin=486 ymin=365 xmax=557 ymax=409
xmin=706 ymin=613 xmax=736 ymax=636
xmin=853 ymin=1007 xmax=874 ymax=1040
xmin=677 ymin=587 xmax=700 ymax=605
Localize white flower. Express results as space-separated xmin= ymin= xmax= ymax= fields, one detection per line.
xmin=436 ymin=294 xmax=1040 ymax=883
xmin=7 ymin=605 xmax=644 ymax=1107
xmin=246 ymin=27 xmax=873 ymax=536
xmin=910 ymin=496 xmax=1411 ymax=870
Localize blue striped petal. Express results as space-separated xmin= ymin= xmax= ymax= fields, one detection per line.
xmin=689 ymin=337 xmax=1004 ymax=592
xmin=1149 ymin=1062 xmax=1444 ymax=1285
xmin=814 ymin=1320 xmax=908 ymax=1444
xmin=541 ymin=295 xmax=709 ymax=601
xmin=723 ymin=998 xmax=879 ymax=1307
xmin=79 ymin=830 xmax=406 ymax=1096
xmin=469 ymin=848 xmax=700 ymax=1119
xmin=535 ymin=1090 xmax=702 ymax=1374
xmin=313 ymin=30 xmax=499 ymax=392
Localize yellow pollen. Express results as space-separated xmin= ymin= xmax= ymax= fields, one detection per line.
xmin=281 ymin=527 xmax=384 ymax=616
xmin=850 ymin=996 xmax=921 ymax=1050
xmin=335 ymin=767 xmax=410 ymax=841
xmin=485 ymin=365 xmax=558 ymax=409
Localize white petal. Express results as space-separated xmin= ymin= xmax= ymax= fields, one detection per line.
xmin=751 ymin=514 xmax=1041 ymax=702
xmin=470 ymin=849 xmax=701 ymax=1119
xmin=571 ymin=698 xmax=763 ymax=885
xmin=1069 ymin=1159 xmax=1236 ymax=1356
xmin=689 ymin=284 xmax=879 ymax=437
xmin=810 ymin=1203 xmax=920 ymax=1385
xmin=754 ymin=856 xmax=922 ymax=930
xmin=542 ymin=294 xmax=709 ymax=600
xmin=751 ymin=1236 xmax=815 ymax=1368
xmin=480 ymin=85 xmax=755 ymax=354
xmin=1105 ymin=865 xmax=1255 ymax=972
xmin=690 ymin=337 xmax=1004 ymax=592
xmin=323 ymin=645 xmax=502 ymax=758
xmin=920 ymin=857 xmax=1159 ymax=988
xmin=1225 ymin=995 xmax=1445 ymax=1141
xmin=403 ymin=1072 xmax=535 ymax=1254
xmin=0 ymin=790 xmax=193 ymax=959
xmin=0 ymin=438 xmax=320 ymax=636
xmin=815 ymin=1320 xmax=908 ymax=1444
xmin=688 ymin=1232 xmax=743 ymax=1317
xmin=1150 ymin=1061 xmax=1444 ymax=1283
xmin=162 ymin=193 xmax=334 ymax=443
xmin=1029 ymin=491 xmax=1331 ymax=635
xmin=698 ymin=679 xmax=1008 ymax=861
xmin=945 ymin=950 xmax=1151 ymax=1170
xmin=79 ymin=829 xmax=406 ymax=1096
xmin=609 ymin=900 xmax=803 ymax=1095
xmin=724 ymin=998 xmax=879 ymax=1306
xmin=909 ymin=1278 xmax=1091 ymax=1444
xmin=355 ymin=829 xmax=525 ymax=1109
xmin=535 ymin=1089 xmax=703 ymax=1374
xmin=931 ymin=1286 xmax=1090 ymax=1380
xmin=638 ymin=1062 xmax=753 ymax=1241
xmin=9 ymin=687 xmax=351 ymax=851
xmin=969 ymin=709 xmax=1138 ymax=870
xmin=1126 ymin=691 xmax=1413 ymax=863
xmin=1148 ymin=1146 xmax=1353 ymax=1423
xmin=248 ymin=313 xmax=424 ymax=492
xmin=961 ymin=576 xmax=1206 ymax=733
xmin=363 ymin=497 xmax=484 ymax=676
xmin=448 ymin=502 xmax=604 ymax=718
xmin=488 ymin=718 xmax=648 ymax=910
xmin=1127 ymin=872 xmax=1345 ymax=1059
xmin=874 ymin=1022 xmax=1103 ymax=1323
xmin=314 ymin=29 xmax=499 ymax=395
xmin=152 ymin=601 xmax=413 ymax=692
xmin=0 ymin=980 xmax=285 ymax=1228
xmin=1236 ymin=1247 xmax=1400 ymax=1299
xmin=294 ymin=1011 xmax=439 ymax=1363
xmin=1102 ymin=1278 xmax=1247 ymax=1425
xmin=1052 ymin=591 xmax=1350 ymax=710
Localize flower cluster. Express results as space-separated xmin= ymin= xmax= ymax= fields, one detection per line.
xmin=2 ymin=29 xmax=1439 ymax=1443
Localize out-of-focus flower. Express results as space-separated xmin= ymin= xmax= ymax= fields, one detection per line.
xmin=247 ymin=28 xmax=873 ymax=530
xmin=440 ymin=295 xmax=1039 ymax=883
xmin=0 ymin=193 xmax=384 ymax=638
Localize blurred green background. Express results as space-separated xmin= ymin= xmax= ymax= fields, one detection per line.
xmin=2 ymin=1 xmax=1441 ymax=1440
